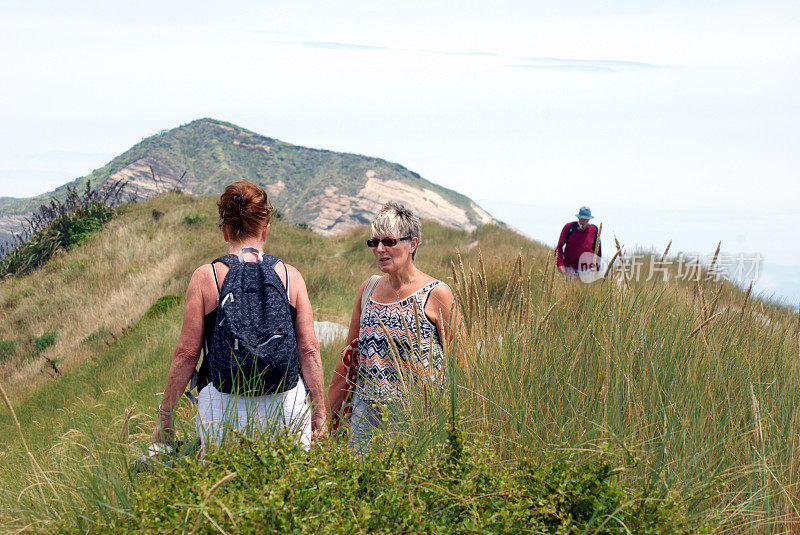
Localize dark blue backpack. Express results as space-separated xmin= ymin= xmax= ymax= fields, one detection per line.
xmin=208 ymin=248 xmax=298 ymax=396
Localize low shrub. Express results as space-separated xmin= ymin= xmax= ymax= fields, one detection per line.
xmin=33 ymin=332 xmax=57 ymax=355
xmin=0 ymin=204 xmax=114 ymax=278
xmin=0 ymin=181 xmax=123 ymax=278
xmin=182 ymin=212 xmax=206 ymax=225
xmin=81 ymin=327 xmax=112 ymax=347
xmin=86 ymin=433 xmax=703 ymax=534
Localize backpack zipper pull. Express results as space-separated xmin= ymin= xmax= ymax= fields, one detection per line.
xmin=234 ymin=339 xmax=238 ymax=350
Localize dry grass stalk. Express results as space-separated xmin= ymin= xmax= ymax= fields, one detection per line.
xmin=532 ymin=302 xmax=558 ymax=354
xmin=738 ymin=282 xmax=753 ymax=325
xmin=0 ymin=379 xmax=30 ymax=454
xmin=191 ymin=471 xmax=238 ymax=534
xmin=696 ymin=265 xmax=709 ymax=320
xmin=613 ymin=236 xmax=630 ymax=288
xmin=541 ymin=254 xmax=551 ymax=297
xmin=593 ymin=223 xmax=603 ymax=258
xmin=688 ymin=312 xmax=723 ymax=339
xmin=709 ymin=241 xmax=721 ymax=273
xmin=660 ymin=240 xmax=672 ymax=263
xmin=118 ymin=405 xmax=135 ymax=445
xmin=0 ymin=378 xmax=58 ymax=511
xmin=376 ymin=315 xmax=410 ymax=397
xmin=613 ymin=235 xmax=624 ymax=261
xmin=708 ymin=282 xmax=724 ymax=319
xmin=602 ymin=250 xmax=621 ymax=281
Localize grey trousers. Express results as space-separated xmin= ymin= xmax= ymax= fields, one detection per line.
xmin=348 ymin=394 xmax=398 ymax=454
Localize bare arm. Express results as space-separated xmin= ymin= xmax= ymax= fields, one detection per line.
xmin=425 ymin=283 xmax=468 ymax=368
xmin=287 ymin=264 xmax=327 ymax=440
xmin=326 ymin=279 xmax=369 ymax=420
xmin=152 ymin=266 xmax=206 ymax=441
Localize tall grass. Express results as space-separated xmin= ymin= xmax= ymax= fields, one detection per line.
xmin=447 ymin=251 xmax=800 ymax=532
xmin=1 ymin=192 xmax=798 ymax=531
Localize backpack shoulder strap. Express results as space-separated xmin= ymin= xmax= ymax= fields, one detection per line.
xmin=260 ymin=253 xmax=280 ymax=269
xmin=265 ymin=256 xmax=291 ymax=301
xmin=212 ymin=255 xmax=234 ymax=267
xmin=210 ymin=262 xmax=220 ymax=300
xmin=360 ymin=275 xmax=382 ymax=323
xmin=211 ymin=255 xmax=237 ymax=294
xmin=564 ymin=221 xmax=577 ymax=242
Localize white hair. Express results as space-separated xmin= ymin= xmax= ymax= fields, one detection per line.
xmin=370 ymin=201 xmax=422 ymax=259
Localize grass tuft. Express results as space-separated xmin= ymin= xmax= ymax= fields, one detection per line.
xmin=182 ymin=212 xmax=206 ymax=225
xmin=143 ymin=295 xmax=183 ymax=319
xmin=33 ymin=331 xmax=57 ymax=355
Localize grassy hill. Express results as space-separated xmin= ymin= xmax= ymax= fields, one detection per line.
xmin=0 ymin=119 xmax=493 ymax=236
xmin=0 ymin=193 xmax=799 ymax=532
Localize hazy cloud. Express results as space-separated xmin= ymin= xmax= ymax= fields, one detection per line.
xmin=303 ymin=41 xmax=390 ymax=51
xmin=300 ymin=41 xmax=659 ymax=72
xmin=518 ymin=57 xmax=658 ymax=72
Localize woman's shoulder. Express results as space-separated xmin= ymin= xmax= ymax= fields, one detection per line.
xmin=416 ymin=272 xmax=449 ymax=291
xmin=423 ymin=278 xmax=453 ymax=303
xmin=191 ymin=263 xmax=217 ymax=282
xmin=358 ymin=274 xmax=382 ymax=297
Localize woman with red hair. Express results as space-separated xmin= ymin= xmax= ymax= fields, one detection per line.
xmin=153 ymin=179 xmax=326 ymax=451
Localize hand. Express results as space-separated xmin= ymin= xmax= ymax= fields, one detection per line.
xmin=310 ymin=409 xmax=328 ymax=442
xmin=151 ymin=412 xmax=174 ymax=443
xmin=558 ymin=265 xmax=566 ymax=274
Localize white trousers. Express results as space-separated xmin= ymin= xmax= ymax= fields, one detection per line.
xmin=196 ymin=378 xmax=312 ymax=451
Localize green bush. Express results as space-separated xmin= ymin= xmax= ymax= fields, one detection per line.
xmin=143 ymin=295 xmax=183 ymax=319
xmin=33 ymin=332 xmax=57 ymax=355
xmin=182 ymin=212 xmax=206 ymax=225
xmin=0 ymin=201 xmax=114 ymax=278
xmin=87 ymin=433 xmax=700 ymax=534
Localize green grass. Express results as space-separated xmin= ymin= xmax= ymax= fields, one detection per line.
xmin=0 ymin=192 xmax=798 ymax=532
xmin=0 ymin=340 xmax=15 ymax=359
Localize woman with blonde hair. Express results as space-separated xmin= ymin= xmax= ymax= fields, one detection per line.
xmin=153 ymin=179 xmax=326 ymax=450
xmin=328 ymin=201 xmax=455 ymax=451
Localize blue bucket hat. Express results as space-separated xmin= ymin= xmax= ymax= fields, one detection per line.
xmin=575 ymin=206 xmax=594 ymax=220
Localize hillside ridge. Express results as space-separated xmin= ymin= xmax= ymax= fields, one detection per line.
xmin=0 ymin=118 xmax=494 ymax=245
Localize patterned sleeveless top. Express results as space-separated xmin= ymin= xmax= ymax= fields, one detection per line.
xmin=356 ymin=280 xmax=447 ymax=402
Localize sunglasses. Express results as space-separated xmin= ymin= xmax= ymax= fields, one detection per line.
xmin=366 ymin=236 xmax=412 ymax=248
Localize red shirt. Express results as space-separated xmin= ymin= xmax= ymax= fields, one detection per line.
xmin=555 ymin=222 xmax=601 ymax=270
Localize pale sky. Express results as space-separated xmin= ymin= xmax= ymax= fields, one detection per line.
xmin=1 ymin=1 xmax=798 ymax=303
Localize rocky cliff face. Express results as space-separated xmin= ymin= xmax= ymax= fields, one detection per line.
xmin=305 ymin=173 xmax=493 ymax=235
xmin=0 ymin=119 xmax=496 ymax=244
